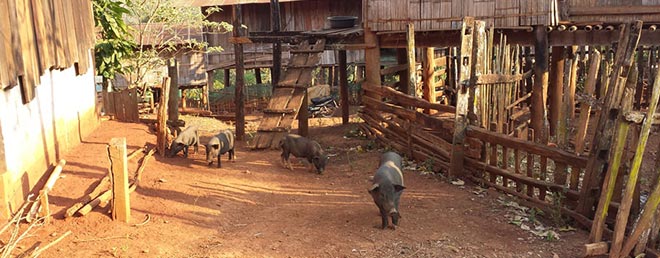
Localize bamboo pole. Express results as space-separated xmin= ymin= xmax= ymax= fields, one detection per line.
xmin=617 ymin=66 xmax=660 ymax=257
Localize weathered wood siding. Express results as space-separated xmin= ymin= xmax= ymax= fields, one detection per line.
xmin=365 ymin=0 xmax=558 ymax=31
xmin=206 ymin=0 xmax=363 ymax=69
xmin=567 ymin=0 xmax=660 ymax=23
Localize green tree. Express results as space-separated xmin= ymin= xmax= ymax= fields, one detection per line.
xmin=93 ymin=0 xmax=134 ymax=86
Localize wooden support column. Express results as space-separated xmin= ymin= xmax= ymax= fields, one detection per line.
xmin=406 ymin=22 xmax=417 ymax=96
xmin=548 ymin=46 xmax=564 ymax=138
xmin=575 ymin=50 xmax=601 ymax=155
xmin=255 ymin=68 xmax=262 ymax=84
xmin=204 ymin=70 xmax=213 ymax=110
xmin=156 ymin=77 xmax=170 ymax=157
xmin=224 ymin=69 xmax=230 ymax=88
xmin=298 ymin=92 xmax=309 ymax=136
xmin=339 ymin=50 xmax=349 ymax=124
xmin=109 ymin=137 xmax=130 ymax=223
xmin=364 ymin=29 xmax=381 ymax=98
xmin=233 ymin=4 xmax=246 ymax=140
xmin=635 ymin=46 xmax=646 ymax=109
xmin=531 ymin=26 xmax=549 ymax=145
xmin=568 ymin=46 xmax=579 ymax=120
xmin=181 ymin=89 xmax=187 ymax=110
xmin=167 ymin=59 xmax=180 ymax=123
xmin=423 ymin=47 xmax=436 ymax=114
xmin=271 ymin=0 xmax=281 ymax=90
xmin=450 ymin=17 xmax=477 ymax=177
xmin=396 ymin=49 xmax=409 ymax=93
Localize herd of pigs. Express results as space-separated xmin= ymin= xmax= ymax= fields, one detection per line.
xmin=166 ymin=125 xmax=406 ymax=229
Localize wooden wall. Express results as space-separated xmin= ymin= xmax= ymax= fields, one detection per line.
xmin=0 ymin=0 xmax=95 ymax=103
xmin=205 ymin=0 xmax=363 ymax=69
xmin=364 ymin=0 xmax=558 ymax=31
xmin=567 ymin=0 xmax=660 ymax=23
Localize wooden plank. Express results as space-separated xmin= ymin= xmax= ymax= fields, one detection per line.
xmin=109 ymin=138 xmax=130 ymax=223
xmin=0 ymin=0 xmax=18 ymax=88
xmin=476 ymin=73 xmax=525 ymax=85
xmin=450 ymin=17 xmax=476 ymax=177
xmin=423 ymin=47 xmax=436 ymax=114
xmin=575 ymin=50 xmax=601 ymax=155
xmin=548 ymin=46 xmax=565 ymax=137
xmin=16 ymin=0 xmax=40 ymax=103
xmin=30 ymin=0 xmax=53 ymax=73
xmin=569 ymin=5 xmax=660 ymax=16
xmin=234 ymin=4 xmax=246 ymax=141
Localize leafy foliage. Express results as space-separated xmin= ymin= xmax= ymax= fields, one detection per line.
xmin=93 ymin=0 xmax=134 ymax=80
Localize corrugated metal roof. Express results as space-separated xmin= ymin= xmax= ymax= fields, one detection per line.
xmin=172 ymin=0 xmax=303 ymax=7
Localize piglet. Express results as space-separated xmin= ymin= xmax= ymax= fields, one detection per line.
xmin=205 ymin=130 xmax=236 ymax=168
xmin=279 ymin=133 xmax=328 ymax=174
xmin=168 ymin=126 xmax=199 ymax=158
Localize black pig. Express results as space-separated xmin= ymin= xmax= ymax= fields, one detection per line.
xmin=369 ymin=151 xmax=405 ymax=229
xmin=168 ymin=126 xmax=199 ymax=158
xmin=279 ymin=134 xmax=328 ymax=174
xmin=205 ymin=130 xmax=236 ymax=168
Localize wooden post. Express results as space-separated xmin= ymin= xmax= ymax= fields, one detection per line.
xmin=271 ymin=0 xmax=281 ymax=90
xmin=298 ymin=90 xmax=309 ymax=137
xmin=406 ymin=22 xmax=417 ymax=96
xmin=157 ymin=77 xmax=171 ymax=157
xmin=255 ymin=68 xmax=262 ymax=84
xmin=568 ymin=46 xmax=579 ymax=119
xmin=204 ymin=70 xmax=213 ymax=111
xmin=109 ymin=138 xmax=130 ymax=223
xmin=233 ymin=4 xmax=246 ymax=141
xmin=450 ymin=17 xmax=477 ymax=177
xmin=181 ymin=89 xmax=187 ymax=110
xmin=548 ymin=46 xmax=565 ymax=137
xmin=635 ymin=46 xmax=645 ymax=109
xmin=577 ymin=21 xmax=642 ymax=217
xmin=396 ymin=49 xmax=409 ymax=93
xmin=224 ymin=69 xmax=230 ymax=88
xmin=575 ymin=50 xmax=601 ymax=155
xmin=364 ymin=29 xmax=381 ymax=99
xmin=339 ymin=50 xmax=349 ymax=124
xmin=167 ymin=59 xmax=180 ymax=123
xmin=423 ymin=47 xmax=436 ymax=114
xmin=531 ymin=26 xmax=549 ymax=145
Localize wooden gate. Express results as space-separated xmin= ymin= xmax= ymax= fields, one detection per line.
xmin=102 ymin=88 xmax=140 ymax=123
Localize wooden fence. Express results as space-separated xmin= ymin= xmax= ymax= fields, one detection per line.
xmin=102 ymin=88 xmax=140 ymax=123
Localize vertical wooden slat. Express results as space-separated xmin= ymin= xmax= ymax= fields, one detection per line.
xmin=16 ymin=0 xmax=40 ymax=103
xmin=406 ymin=22 xmax=417 ymax=96
xmin=109 ymin=138 xmax=131 ymax=223
xmin=234 ymin=4 xmax=246 ymax=140
xmin=0 ymin=0 xmax=18 ymax=88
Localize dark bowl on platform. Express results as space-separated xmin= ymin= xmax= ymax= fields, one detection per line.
xmin=328 ymin=16 xmax=358 ymax=29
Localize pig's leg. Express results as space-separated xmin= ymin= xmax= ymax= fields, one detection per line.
xmin=379 ymin=207 xmax=388 ymax=229
xmin=395 ymin=192 xmax=402 ymax=218
xmin=193 ymin=142 xmax=198 ymax=154
xmin=217 ymin=154 xmax=222 ymax=168
xmin=183 ymin=146 xmax=189 ymax=158
xmin=229 ymin=149 xmax=236 ymax=162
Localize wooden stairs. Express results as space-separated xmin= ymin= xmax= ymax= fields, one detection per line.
xmin=252 ymin=39 xmax=326 ymax=149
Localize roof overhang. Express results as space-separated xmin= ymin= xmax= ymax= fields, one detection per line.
xmin=172 ymin=0 xmax=303 ymax=7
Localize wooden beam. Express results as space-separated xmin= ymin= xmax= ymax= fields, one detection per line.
xmin=224 ymin=69 xmax=230 ymax=88
xmin=531 ymin=26 xmax=549 ymax=144
xmin=406 ymin=22 xmax=417 ymax=96
xmin=475 ymin=73 xmax=525 ymax=85
xmin=569 ymin=5 xmax=660 ymax=16
xmin=362 ymin=83 xmax=456 ymax=113
xmin=339 ymin=50 xmax=349 ymax=124
xmin=233 ymin=4 xmax=246 ymax=141
xmin=450 ymin=17 xmax=477 ymax=177
xmin=396 ymin=49 xmax=409 ymax=93
xmin=423 ymin=47 xmax=436 ymax=114
xmin=271 ymin=0 xmax=281 ymax=90
xmin=548 ymin=46 xmax=565 ymax=137
xmin=575 ymin=50 xmax=601 ymax=155
xmin=254 ymin=68 xmax=262 ymax=84
xmin=109 ymin=138 xmax=130 ymax=223
xmin=298 ymin=90 xmax=309 ymax=137
xmin=380 ymin=64 xmax=408 ymax=76
xmin=364 ymin=29 xmax=381 ymax=99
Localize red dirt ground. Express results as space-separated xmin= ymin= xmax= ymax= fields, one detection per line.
xmin=15 ymin=117 xmax=588 ymax=257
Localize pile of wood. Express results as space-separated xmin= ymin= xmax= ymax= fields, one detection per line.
xmin=64 ymin=147 xmax=155 ymax=218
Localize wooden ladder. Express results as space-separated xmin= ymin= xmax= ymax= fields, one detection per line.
xmin=252 ymin=39 xmax=326 ymax=149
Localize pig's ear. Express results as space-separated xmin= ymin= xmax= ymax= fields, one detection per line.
xmin=368 ymin=183 xmax=379 ymax=193
xmin=394 ymin=185 xmax=406 ymax=192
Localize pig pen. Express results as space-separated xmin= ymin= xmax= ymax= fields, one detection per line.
xmin=12 ymin=117 xmax=588 ymax=257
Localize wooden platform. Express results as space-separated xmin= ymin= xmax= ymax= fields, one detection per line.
xmin=252 ymin=39 xmax=326 ymax=149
